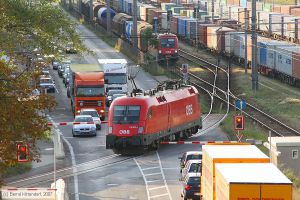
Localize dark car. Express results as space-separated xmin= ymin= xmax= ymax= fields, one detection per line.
xmin=52 ymin=61 xmax=61 ymax=70
xmin=39 ymin=75 xmax=56 ymax=93
xmin=181 ymin=173 xmax=201 ymax=200
xmin=58 ymin=64 xmax=69 ymax=78
xmin=106 ymin=89 xmax=127 ymax=106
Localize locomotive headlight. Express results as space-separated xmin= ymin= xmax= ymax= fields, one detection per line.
xmin=79 ymin=101 xmax=83 ymax=106
xmin=138 ymin=127 xmax=144 ymax=134
xmin=175 ymin=50 xmax=178 ymax=53
xmin=158 ymin=50 xmax=162 ymax=54
xmin=108 ymin=126 xmax=112 ymax=134
xmin=98 ymin=101 xmax=102 ymax=106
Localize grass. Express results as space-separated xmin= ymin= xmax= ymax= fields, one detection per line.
xmin=232 ymin=68 xmax=300 ymax=131
xmin=2 ymin=163 xmax=32 ymax=178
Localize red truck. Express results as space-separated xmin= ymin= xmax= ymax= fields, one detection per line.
xmin=69 ymin=64 xmax=105 ymax=119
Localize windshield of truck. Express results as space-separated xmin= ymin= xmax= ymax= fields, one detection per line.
xmin=105 ymin=73 xmax=127 ymax=84
xmin=187 ymin=154 xmax=202 ymax=161
xmin=113 ymin=105 xmax=140 ymax=124
xmin=76 ymin=86 xmax=105 ymax=97
xmin=160 ymin=38 xmax=176 ymax=48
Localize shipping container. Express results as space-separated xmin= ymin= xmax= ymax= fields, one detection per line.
xmin=290 ymin=7 xmax=300 ymax=17
xmin=247 ymin=1 xmax=263 ymax=11
xmin=178 ymin=17 xmax=191 ymax=37
xmin=112 ymin=13 xmax=132 ymax=36
xmin=281 ymin=16 xmax=300 ymax=40
xmin=207 ymin=26 xmax=223 ymax=50
xmin=199 ymin=24 xmax=218 ymax=47
xmin=292 ymin=48 xmax=300 ymax=79
xmin=170 ymin=15 xmax=181 ymax=34
xmin=257 ymin=41 xmax=293 ymax=71
xmin=215 ymin=163 xmax=292 ymax=200
xmin=224 ymin=31 xmax=243 ymax=55
xmin=228 ymin=5 xmax=241 ymax=21
xmin=273 ymin=5 xmax=291 ymax=14
xmin=201 ymin=145 xmax=270 ymax=200
xmin=147 ymin=9 xmax=166 ymax=24
xmin=161 ymin=13 xmax=168 ymax=30
xmin=263 ymin=3 xmax=273 ymax=12
xmin=172 ymin=6 xmax=185 ymax=14
xmin=140 ymin=4 xmax=156 ymax=22
xmin=276 ymin=46 xmax=300 ymax=78
xmin=187 ymin=20 xmax=207 ymax=39
xmin=257 ymin=11 xmax=271 ymax=32
xmin=269 ymin=13 xmax=285 ymax=35
xmin=238 ymin=7 xmax=250 ymax=26
xmin=216 ymin=27 xmax=235 ymax=52
xmin=161 ymin=2 xmax=176 ymax=11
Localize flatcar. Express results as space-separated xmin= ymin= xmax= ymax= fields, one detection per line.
xmin=106 ymin=81 xmax=202 ymax=154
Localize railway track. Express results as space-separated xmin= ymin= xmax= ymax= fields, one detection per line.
xmin=178 ymin=49 xmax=300 ymax=137
xmin=7 ymin=154 xmax=141 ymax=187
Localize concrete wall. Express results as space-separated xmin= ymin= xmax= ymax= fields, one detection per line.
xmin=277 ymin=145 xmax=300 ymax=176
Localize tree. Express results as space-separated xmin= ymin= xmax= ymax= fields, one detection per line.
xmin=0 ymin=0 xmax=87 ymax=183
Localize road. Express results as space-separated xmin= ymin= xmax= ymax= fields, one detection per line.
xmin=5 ymin=22 xmax=228 ymax=200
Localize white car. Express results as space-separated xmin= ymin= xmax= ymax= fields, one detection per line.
xmin=79 ymin=109 xmax=101 ymax=130
xmin=181 ymin=160 xmax=202 ymax=181
xmin=72 ymin=115 xmax=97 ymax=137
xmin=179 ymin=151 xmax=203 ymax=173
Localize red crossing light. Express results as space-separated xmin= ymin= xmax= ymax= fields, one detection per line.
xmin=234 ymin=115 xmax=245 ymax=130
xmin=17 ymin=144 xmax=29 ymax=162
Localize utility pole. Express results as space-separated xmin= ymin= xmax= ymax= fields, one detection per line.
xmin=212 ymin=0 xmax=214 ymax=22
xmin=251 ymin=0 xmax=258 ymax=91
xmin=107 ymin=0 xmax=111 ymax=34
xmin=195 ymin=5 xmax=199 ymax=50
xmin=133 ymin=0 xmax=138 ymax=53
xmin=89 ymin=0 xmax=93 ymax=23
xmin=79 ymin=0 xmax=82 ymax=15
xmin=244 ymin=7 xmax=248 ymax=74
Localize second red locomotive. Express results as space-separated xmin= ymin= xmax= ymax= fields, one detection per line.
xmin=157 ymin=33 xmax=179 ymax=63
xmin=106 ymin=81 xmax=202 ymax=154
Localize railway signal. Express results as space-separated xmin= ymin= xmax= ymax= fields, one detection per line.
xmin=17 ymin=143 xmax=29 ymax=162
xmin=234 ymin=115 xmax=245 ymax=131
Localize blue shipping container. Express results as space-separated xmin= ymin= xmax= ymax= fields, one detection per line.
xmin=257 ymin=41 xmax=267 ymax=66
xmin=178 ymin=17 xmax=189 ymax=36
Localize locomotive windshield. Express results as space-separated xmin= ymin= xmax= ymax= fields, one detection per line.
xmin=160 ymin=38 xmax=175 ymax=48
xmin=113 ymin=105 xmax=140 ymax=124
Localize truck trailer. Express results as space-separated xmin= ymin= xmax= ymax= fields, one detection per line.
xmin=69 ymin=64 xmax=106 ymax=120
xmin=201 ymin=144 xmax=270 ymax=200
xmin=215 ymin=163 xmax=292 ymax=200
xmin=98 ymin=59 xmax=128 ymax=93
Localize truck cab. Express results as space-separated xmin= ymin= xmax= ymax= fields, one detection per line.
xmin=98 ymin=59 xmax=128 ymax=93
xmin=69 ymin=64 xmax=106 ymax=120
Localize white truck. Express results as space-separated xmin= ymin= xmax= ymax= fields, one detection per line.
xmin=98 ymin=59 xmax=128 ymax=93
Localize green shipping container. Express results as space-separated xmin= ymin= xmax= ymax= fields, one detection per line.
xmin=263 ymin=3 xmax=273 ymax=12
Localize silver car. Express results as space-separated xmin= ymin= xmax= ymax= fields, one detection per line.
xmin=72 ymin=115 xmax=97 ymax=137
xmin=79 ymin=109 xmax=101 ymax=130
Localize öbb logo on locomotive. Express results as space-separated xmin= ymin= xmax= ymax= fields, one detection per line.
xmin=119 ymin=130 xmax=130 ymax=135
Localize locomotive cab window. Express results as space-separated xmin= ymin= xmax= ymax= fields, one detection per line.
xmin=113 ymin=105 xmax=140 ymax=124
xmin=160 ymin=38 xmax=175 ymax=48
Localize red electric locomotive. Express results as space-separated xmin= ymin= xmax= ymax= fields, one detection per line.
xmin=106 ymin=82 xmax=202 ymax=154
xmin=157 ymin=33 xmax=179 ymax=63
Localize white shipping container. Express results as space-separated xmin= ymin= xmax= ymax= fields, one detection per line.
xmin=235 ymin=34 xmax=252 ymax=60
xmin=282 ymin=16 xmax=300 ymax=39
xmin=229 ymin=6 xmax=241 ymax=22
xmin=269 ymin=13 xmax=285 ymax=35
xmin=225 ymin=32 xmax=243 ymax=55
xmin=265 ymin=42 xmax=294 ymax=70
xmin=257 ymin=11 xmax=270 ymax=31
xmin=161 ymin=13 xmax=168 ymax=30
xmin=275 ymin=46 xmax=295 ymax=76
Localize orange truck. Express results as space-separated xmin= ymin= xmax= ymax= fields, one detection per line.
xmin=201 ymin=144 xmax=270 ymax=200
xmin=69 ymin=64 xmax=106 ymax=119
xmin=215 ymin=163 xmax=292 ymax=200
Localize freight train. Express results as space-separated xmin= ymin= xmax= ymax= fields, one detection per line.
xmin=106 ymin=81 xmax=202 ymax=154
xmin=75 ymin=0 xmax=300 ymax=85
xmin=80 ymin=0 xmax=179 ymax=62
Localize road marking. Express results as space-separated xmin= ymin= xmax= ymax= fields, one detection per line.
xmin=156 ymin=151 xmax=173 ymax=200
xmin=144 ymin=172 xmax=162 ymax=177
xmin=148 ymin=186 xmax=166 ymax=191
xmin=142 ymin=166 xmax=160 ymax=171
xmin=48 ymin=115 xmax=79 ymax=200
xmin=146 ymin=179 xmax=163 ymax=183
xmin=107 ymin=183 xmax=119 ymax=186
xmin=150 ymin=193 xmax=169 ymax=199
xmin=134 ymin=158 xmax=150 ymax=200
xmin=44 ymin=148 xmax=54 ymax=151
xmin=162 ymin=168 xmax=178 ymax=170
